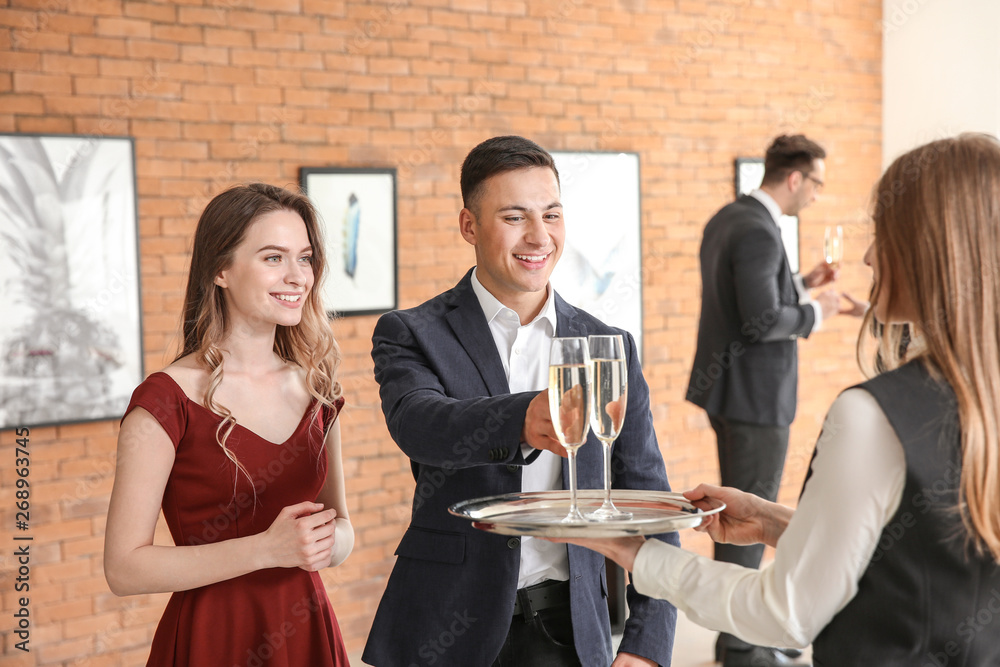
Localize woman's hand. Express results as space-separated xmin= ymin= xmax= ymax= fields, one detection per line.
xmin=257 ymin=501 xmax=338 ymax=571
xmin=684 ymin=484 xmax=792 ymax=548
xmin=839 ymin=291 xmax=869 ymax=317
xmin=547 ymin=535 xmax=647 ymax=572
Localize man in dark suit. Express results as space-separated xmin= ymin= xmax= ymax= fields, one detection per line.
xmin=686 ymin=135 xmax=841 ymax=667
xmin=363 ymin=136 xmax=677 ymax=667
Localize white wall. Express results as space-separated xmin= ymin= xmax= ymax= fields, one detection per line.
xmin=883 ymin=0 xmax=1000 ymax=167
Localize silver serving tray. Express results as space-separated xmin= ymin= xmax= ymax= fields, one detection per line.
xmin=449 ymin=490 xmax=725 ymax=538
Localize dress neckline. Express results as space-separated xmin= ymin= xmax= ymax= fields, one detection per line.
xmin=151 ymin=371 xmax=315 ymax=446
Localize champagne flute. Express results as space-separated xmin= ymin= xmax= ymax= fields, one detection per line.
xmin=824 ymin=225 xmax=844 ymax=269
xmin=587 ymin=335 xmax=632 ymax=520
xmin=548 ymin=337 xmax=592 ymax=523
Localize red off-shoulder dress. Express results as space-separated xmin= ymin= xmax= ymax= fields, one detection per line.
xmin=123 ymin=372 xmax=350 ymax=667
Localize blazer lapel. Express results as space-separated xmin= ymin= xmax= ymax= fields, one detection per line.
xmin=554 ymin=292 xmax=586 ymax=338
xmin=444 ymin=269 xmax=511 ymax=396
xmin=741 ymin=195 xmax=797 ymax=282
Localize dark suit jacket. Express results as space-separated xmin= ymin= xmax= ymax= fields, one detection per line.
xmin=362 ymin=269 xmax=678 ymax=667
xmin=686 ymin=195 xmax=816 ymax=427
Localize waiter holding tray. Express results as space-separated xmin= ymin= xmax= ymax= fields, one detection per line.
xmin=362 ymin=135 xmax=679 ymax=667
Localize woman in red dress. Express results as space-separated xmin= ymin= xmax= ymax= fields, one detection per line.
xmin=104 ymin=183 xmax=352 ymax=666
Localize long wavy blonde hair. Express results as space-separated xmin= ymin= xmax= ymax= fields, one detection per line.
xmin=859 ymin=134 xmax=1000 ymax=562
xmin=176 ymin=183 xmax=342 ymax=484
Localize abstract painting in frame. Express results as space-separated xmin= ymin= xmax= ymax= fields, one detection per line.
xmin=0 ymin=134 xmax=144 ymax=430
xmin=735 ymin=157 xmax=800 ymax=273
xmin=550 ymin=151 xmax=644 ymax=357
xmin=300 ymin=167 xmax=398 ymax=317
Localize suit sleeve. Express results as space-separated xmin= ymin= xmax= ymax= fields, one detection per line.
xmin=732 ymin=224 xmax=816 ymax=343
xmin=371 ymin=310 xmax=536 ymax=468
xmin=611 ymin=331 xmax=680 ymax=664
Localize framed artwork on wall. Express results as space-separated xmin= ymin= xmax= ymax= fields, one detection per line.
xmin=300 ymin=167 xmax=398 ymax=317
xmin=550 ymin=151 xmax=644 ymax=358
xmin=735 ymin=157 xmax=800 ymax=273
xmin=0 ymin=134 xmax=144 ymax=430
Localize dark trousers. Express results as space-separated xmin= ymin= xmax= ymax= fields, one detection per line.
xmin=491 ymin=581 xmax=580 ymax=667
xmin=709 ymin=415 xmax=789 ymax=652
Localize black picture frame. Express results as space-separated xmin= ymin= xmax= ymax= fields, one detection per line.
xmin=0 ymin=133 xmax=144 ymax=430
xmin=300 ymin=167 xmax=398 ymax=317
xmin=735 ymin=157 xmax=800 ymax=273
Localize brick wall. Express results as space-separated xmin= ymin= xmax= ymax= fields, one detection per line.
xmin=0 ymin=0 xmax=882 ymax=663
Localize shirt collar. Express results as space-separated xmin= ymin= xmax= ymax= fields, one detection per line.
xmin=471 ymin=267 xmax=557 ymax=333
xmin=749 ymin=188 xmax=783 ymax=226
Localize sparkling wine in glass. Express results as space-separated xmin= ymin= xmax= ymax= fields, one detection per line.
xmin=548 ymin=337 xmax=592 ymax=523
xmin=824 ymin=225 xmax=844 ymax=269
xmin=587 ymin=335 xmax=632 ymax=520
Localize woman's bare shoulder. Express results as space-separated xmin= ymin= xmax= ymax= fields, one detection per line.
xmin=160 ymin=354 xmax=211 ymax=401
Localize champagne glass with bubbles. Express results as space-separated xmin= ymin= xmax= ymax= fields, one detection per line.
xmin=587 ymin=335 xmax=632 ymax=520
xmin=548 ymin=337 xmax=592 ymax=523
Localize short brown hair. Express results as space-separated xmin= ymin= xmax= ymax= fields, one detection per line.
xmin=761 ymin=134 xmax=826 ymax=186
xmin=460 ymin=135 xmax=559 ymax=214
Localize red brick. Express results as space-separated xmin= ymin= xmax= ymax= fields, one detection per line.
xmin=35 ymin=636 xmax=95 ymax=664
xmin=13 ymin=71 xmax=72 ymax=94
xmin=253 ymin=30 xmax=301 ymax=50
xmin=124 ymin=2 xmax=177 ymax=22
xmin=2 ymin=93 xmax=45 ymax=113
xmin=126 ymin=38 xmax=180 ymax=61
xmin=176 ymin=6 xmax=229 ymax=27
xmin=226 ymin=8 xmax=276 ymax=30
xmin=17 ymin=115 xmax=74 ymax=133
xmin=72 ymin=34 xmax=126 ymax=57
xmin=95 ymin=16 xmax=151 ymax=37
xmin=179 ymin=44 xmax=229 ymax=65
xmin=151 ymin=23 xmax=202 ymax=44
xmin=10 ymin=28 xmax=70 ymax=52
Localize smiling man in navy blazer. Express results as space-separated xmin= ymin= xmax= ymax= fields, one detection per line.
xmin=362 ymin=136 xmax=678 ymax=667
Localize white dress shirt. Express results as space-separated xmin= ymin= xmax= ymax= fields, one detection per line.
xmin=632 ymin=388 xmax=906 ymax=648
xmin=470 ymin=268 xmax=570 ymax=588
xmin=749 ymin=189 xmax=823 ymax=333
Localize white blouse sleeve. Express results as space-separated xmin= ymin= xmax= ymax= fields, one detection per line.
xmin=632 ymin=388 xmax=906 ymax=648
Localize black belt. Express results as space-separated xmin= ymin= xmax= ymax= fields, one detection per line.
xmin=512 ymin=580 xmax=570 ymax=617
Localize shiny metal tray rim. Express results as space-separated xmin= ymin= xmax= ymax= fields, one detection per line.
xmin=448 ymin=489 xmax=725 ymax=538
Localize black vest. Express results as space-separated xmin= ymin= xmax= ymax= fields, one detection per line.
xmin=809 ymin=361 xmax=1000 ymax=666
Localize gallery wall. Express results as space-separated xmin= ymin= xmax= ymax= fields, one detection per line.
xmin=0 ymin=0 xmax=882 ymax=663
xmin=882 ymin=0 xmax=1000 ymax=165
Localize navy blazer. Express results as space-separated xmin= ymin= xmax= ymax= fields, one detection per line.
xmin=362 ymin=269 xmax=678 ymax=667
xmin=686 ymin=195 xmax=816 ymax=427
